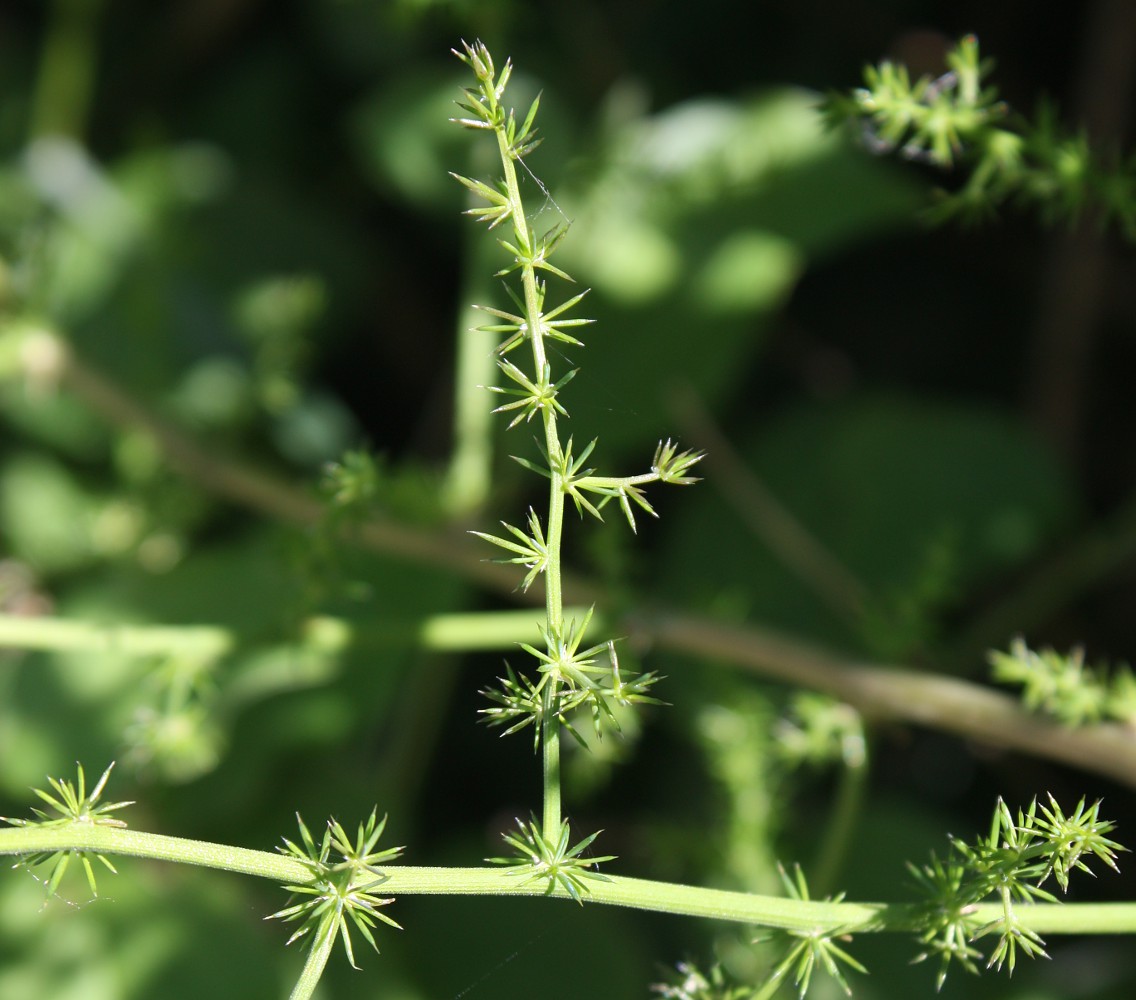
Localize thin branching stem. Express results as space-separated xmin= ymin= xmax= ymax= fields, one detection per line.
xmin=480 ymin=56 xmax=569 ymax=841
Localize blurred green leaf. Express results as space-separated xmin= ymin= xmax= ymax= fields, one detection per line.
xmin=545 ymin=90 xmax=920 ymax=456
xmin=661 ymin=394 xmax=1075 ymax=654
xmin=0 ymin=451 xmax=106 ymax=573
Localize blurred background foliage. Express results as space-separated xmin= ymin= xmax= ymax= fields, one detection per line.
xmin=1 ymin=1 xmax=1135 ymax=997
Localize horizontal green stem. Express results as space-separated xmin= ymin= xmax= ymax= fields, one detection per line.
xmin=3 ymin=823 xmax=1135 ymax=936
xmin=0 ymin=608 xmax=601 ymax=658
xmin=0 ymin=823 xmax=312 ymax=883
xmin=0 ymin=615 xmax=236 ymax=660
xmin=383 ymin=865 xmax=889 ymax=930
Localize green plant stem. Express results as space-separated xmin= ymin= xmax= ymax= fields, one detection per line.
xmin=4 ymin=823 xmax=1136 ymax=936
xmin=0 ymin=608 xmax=599 ymax=658
xmin=491 ymin=106 xmax=569 ymax=842
xmin=443 ymin=231 xmax=498 ymax=517
xmin=289 ymin=929 xmax=334 ymax=1000
xmin=541 ymin=707 xmax=562 ymax=838
xmin=542 ymin=455 xmax=567 ymax=637
xmin=0 ymin=614 xmax=235 ymax=659
xmin=0 ymin=824 xmax=311 ymax=882
xmin=809 ymin=750 xmax=869 ymax=898
xmin=541 ymin=477 xmax=567 ymax=838
xmin=384 ymin=866 xmax=888 ymax=929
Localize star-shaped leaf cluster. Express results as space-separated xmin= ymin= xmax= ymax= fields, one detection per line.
xmin=1 ymin=762 xmax=133 ymax=899
xmin=488 ymin=816 xmax=615 ymax=903
xmin=267 ymin=810 xmax=404 ymax=970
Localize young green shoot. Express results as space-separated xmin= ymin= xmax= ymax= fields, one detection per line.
xmin=487 ymin=815 xmax=616 ymax=903
xmin=451 ymin=37 xmax=701 ymax=858
xmin=265 ymin=810 xmax=402 ymax=997
xmin=755 ymin=864 xmax=867 ymax=1000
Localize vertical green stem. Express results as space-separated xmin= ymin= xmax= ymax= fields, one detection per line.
xmin=541 ymin=695 xmax=562 ymax=837
xmin=443 ymin=228 xmax=497 ymax=518
xmin=541 ymin=472 xmax=566 ymax=836
xmin=496 ymin=126 xmax=566 ymax=841
xmin=287 ymin=923 xmax=335 ymax=1000
xmin=809 ymin=753 xmax=868 ymax=897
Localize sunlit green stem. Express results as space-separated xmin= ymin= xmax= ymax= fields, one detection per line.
xmin=540 ymin=467 xmax=566 ymax=836
xmin=0 ymin=613 xmax=235 ymax=659
xmin=6 ymin=823 xmax=1136 ymax=936
xmin=494 ymin=105 xmax=567 ymax=843
xmin=541 ymin=694 xmax=562 ymax=837
xmin=0 ymin=824 xmax=311 ymax=883
xmin=0 ymin=609 xmax=600 ymax=659
xmin=288 ymin=924 xmax=335 ymax=1000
